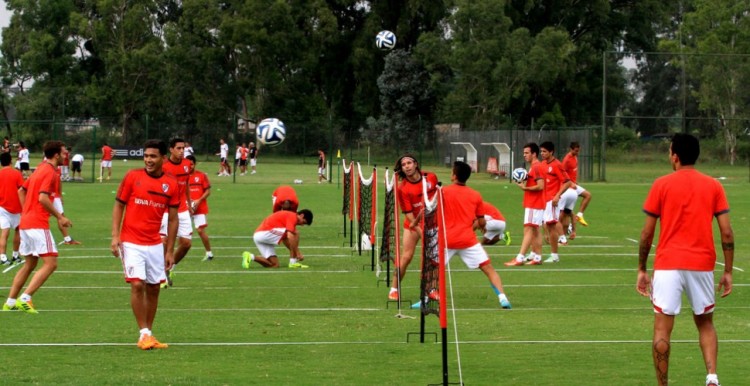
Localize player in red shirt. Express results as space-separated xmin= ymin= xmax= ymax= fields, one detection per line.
xmin=506 ymin=143 xmax=545 ymax=266
xmin=111 ymin=139 xmax=180 ymax=350
xmin=52 ymin=147 xmax=82 ymax=245
xmin=59 ymin=148 xmax=70 ymax=181
xmin=637 ymin=134 xmax=733 ymax=386
xmin=159 ymin=138 xmax=193 ymax=287
xmin=100 ymin=142 xmax=113 ymax=181
xmin=388 ymin=154 xmax=439 ymax=301
xmin=239 ymin=143 xmax=249 ymax=175
xmin=241 ymin=209 xmax=314 ymax=268
xmin=272 ymin=185 xmax=299 ymax=213
xmin=558 ymin=142 xmax=593 ymax=243
xmin=186 ymin=155 xmax=214 ymax=261
xmin=3 ymin=141 xmax=71 ymax=313
xmin=441 ymin=161 xmax=511 ymax=308
xmin=476 ymin=201 xmax=510 ymax=246
xmin=538 ymin=141 xmax=570 ymax=263
xmin=0 ymin=152 xmax=24 ymax=266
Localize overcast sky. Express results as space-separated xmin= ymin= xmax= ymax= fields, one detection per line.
xmin=0 ymin=3 xmax=9 ymax=42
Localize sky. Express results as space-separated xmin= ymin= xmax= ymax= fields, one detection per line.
xmin=0 ymin=3 xmax=9 ymax=43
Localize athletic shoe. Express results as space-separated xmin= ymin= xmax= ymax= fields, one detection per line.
xmin=60 ymin=239 xmax=82 ymax=245
xmin=149 ymin=336 xmax=168 ymax=349
xmin=558 ymin=235 xmax=568 ymax=246
xmin=410 ymin=301 xmax=422 ymax=309
xmin=241 ymin=252 xmax=253 ymax=269
xmin=137 ymin=335 xmax=168 ymax=350
xmin=544 ymin=255 xmax=560 ymax=263
xmin=288 ymin=262 xmax=309 ymax=269
xmin=388 ymin=290 xmax=399 ymax=301
xmin=525 ymin=259 xmax=542 ymax=266
xmin=706 ymin=375 xmax=720 ymax=386
xmin=576 ymin=213 xmax=589 ymax=227
xmin=504 ymin=258 xmax=524 ymax=267
xmin=11 ymin=257 xmax=24 ymax=265
xmin=0 ymin=257 xmax=9 ymax=266
xmin=428 ymin=289 xmax=440 ymax=301
xmin=503 ymin=231 xmax=512 ymax=246
xmin=160 ymin=282 xmax=169 ymax=289
xmin=251 ymin=171 xmax=256 ymax=174
xmin=2 ymin=303 xmax=18 ymax=311
xmin=499 ymin=297 xmax=512 ymax=309
xmin=166 ymin=270 xmax=174 ymax=287
xmin=202 ymin=253 xmax=213 ymax=262
xmin=17 ymin=299 xmax=38 ymax=314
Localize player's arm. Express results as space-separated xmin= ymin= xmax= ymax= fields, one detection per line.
xmin=111 ymin=200 xmax=125 ymax=257
xmin=18 ymin=186 xmax=26 ymax=207
xmin=636 ymin=214 xmax=657 ymax=297
xmin=40 ymin=192 xmax=71 ymax=229
xmin=164 ymin=206 xmax=178 ymax=270
xmin=716 ymin=212 xmax=734 ymax=297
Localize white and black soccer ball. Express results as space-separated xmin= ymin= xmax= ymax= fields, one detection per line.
xmin=375 ymin=30 xmax=396 ymax=50
xmin=511 ymin=167 xmax=528 ymax=183
xmin=256 ymin=118 xmax=286 ymax=147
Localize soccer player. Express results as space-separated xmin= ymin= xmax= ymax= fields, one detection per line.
xmin=272 ymin=185 xmax=299 ymax=213
xmin=186 ymin=155 xmax=213 ymax=261
xmin=317 ymin=149 xmax=327 ymax=183
xmin=111 ymin=139 xmax=179 ymax=350
xmin=505 ymin=143 xmax=545 ymax=266
xmin=558 ymin=142 xmax=592 ymax=243
xmin=100 ymin=142 xmax=113 ymax=181
xmin=441 ymin=161 xmax=511 ymax=308
xmin=2 ymin=141 xmax=71 ymax=313
xmin=17 ymin=141 xmax=30 ymax=178
xmin=59 ymin=148 xmax=70 ymax=181
xmin=0 ymin=152 xmax=23 ymax=266
xmin=241 ymin=209 xmax=314 ymax=269
xmin=160 ymin=138 xmax=193 ymax=287
xmin=538 ymin=141 xmax=570 ymax=263
xmin=388 ymin=154 xmax=438 ymax=301
xmin=476 ymin=201 xmax=510 ymax=246
xmin=636 ymin=133 xmax=733 ymax=386
xmin=183 ymin=141 xmax=194 ymax=158
xmin=239 ymin=143 xmax=248 ymax=175
xmin=52 ymin=148 xmax=82 ymax=245
xmin=249 ymin=142 xmax=257 ymax=174
xmin=216 ymin=138 xmax=230 ymax=176
xmin=71 ymin=153 xmax=84 ymax=181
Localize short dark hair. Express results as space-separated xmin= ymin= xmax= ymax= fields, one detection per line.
xmin=144 ymin=139 xmax=168 ymax=156
xmin=169 ymin=137 xmax=186 ymax=148
xmin=540 ymin=141 xmax=555 ymax=153
xmin=671 ymin=133 xmax=700 ymax=166
xmin=453 ymin=161 xmax=472 ymax=183
xmin=185 ymin=154 xmax=197 ymax=164
xmin=570 ymin=141 xmax=580 ymax=150
xmin=523 ymin=142 xmax=539 ymax=156
xmin=0 ymin=152 xmax=11 ymax=166
xmin=43 ymin=141 xmax=65 ymax=159
xmin=299 ymin=209 xmax=313 ymax=226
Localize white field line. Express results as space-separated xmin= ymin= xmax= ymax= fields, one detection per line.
xmin=1 ymin=339 xmax=749 ymax=348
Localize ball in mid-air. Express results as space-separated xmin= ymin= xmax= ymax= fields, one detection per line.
xmin=375 ymin=30 xmax=396 ymax=50
xmin=511 ymin=168 xmax=528 ymax=183
xmin=256 ymin=118 xmax=286 ymax=147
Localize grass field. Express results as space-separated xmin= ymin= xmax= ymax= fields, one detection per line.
xmin=1 ymin=158 xmax=747 ymax=385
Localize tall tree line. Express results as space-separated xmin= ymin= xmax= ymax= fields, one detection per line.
xmin=0 ymin=0 xmax=746 ymax=160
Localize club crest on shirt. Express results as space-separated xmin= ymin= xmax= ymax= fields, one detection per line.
xmin=194 ymin=176 xmax=199 ymax=183
xmin=183 ymin=165 xmax=189 ymax=173
xmin=162 ymin=184 xmax=169 ymax=193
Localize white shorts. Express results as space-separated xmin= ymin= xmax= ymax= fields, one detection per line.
xmin=120 ymin=242 xmax=166 ymax=284
xmin=250 ymin=159 xmax=257 ymax=167
xmin=446 ymin=243 xmax=489 ymax=269
xmin=318 ymin=167 xmax=326 ymax=176
xmin=19 ymin=229 xmax=58 ymax=257
xmin=575 ymin=185 xmax=587 ymax=195
xmin=651 ymin=270 xmax=715 ymax=315
xmin=483 ymin=217 xmax=506 ymax=240
xmin=160 ymin=211 xmax=193 ymax=239
xmin=53 ymin=197 xmax=64 ymax=214
xmin=543 ymin=200 xmax=559 ymax=224
xmin=0 ymin=207 xmax=20 ymax=230
xmin=559 ymin=188 xmax=578 ymax=211
xmin=253 ymin=228 xmax=285 ymax=258
xmin=60 ymin=166 xmax=69 ymax=175
xmin=101 ymin=160 xmax=112 ymax=168
xmin=193 ymin=214 xmax=208 ymax=229
xmin=523 ymin=208 xmax=544 ymax=227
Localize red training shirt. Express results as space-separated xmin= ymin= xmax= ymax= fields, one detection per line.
xmin=116 ymin=169 xmax=180 ymax=245
xmin=255 ymin=210 xmax=298 ymax=242
xmin=162 ymin=158 xmax=192 ymax=212
xmin=522 ymin=161 xmax=545 ymax=210
xmin=542 ymin=158 xmax=570 ymax=201
xmin=20 ymin=162 xmax=57 ymax=230
xmin=0 ymin=166 xmax=24 ymax=214
xmin=562 ymin=152 xmax=578 ymax=184
xmin=398 ymin=172 xmax=438 ymax=228
xmin=188 ymin=170 xmax=211 ymax=215
xmin=442 ymin=184 xmax=483 ymax=249
xmin=102 ymin=145 xmax=113 ymax=161
xmin=272 ymin=185 xmax=299 ymax=212
xmin=482 ymin=201 xmax=504 ymax=221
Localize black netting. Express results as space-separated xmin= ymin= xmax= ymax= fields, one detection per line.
xmin=379 ymin=177 xmax=395 ymax=262
xmin=418 ymin=199 xmax=440 ymax=316
xmin=358 ymin=174 xmax=373 ymax=248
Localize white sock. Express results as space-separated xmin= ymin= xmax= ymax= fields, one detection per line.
xmin=0 ymin=254 xmax=7 ymax=262
xmin=551 ymin=253 xmax=559 ymax=259
xmin=206 ymin=251 xmax=213 ymax=257
xmin=498 ymin=293 xmax=508 ymax=302
xmin=577 ymin=212 xmax=584 ymax=217
xmin=20 ymin=293 xmax=31 ymax=302
xmin=139 ymin=328 xmax=152 ymax=338
xmin=12 ymin=251 xmax=19 ymax=258
xmin=64 ymin=236 xmax=72 ymax=242
xmin=6 ymin=298 xmax=16 ymax=307
xmin=390 ymin=287 xmax=398 ymax=293
xmin=289 ymin=258 xmax=298 ymax=264
xmin=515 ymin=253 xmax=525 ymax=262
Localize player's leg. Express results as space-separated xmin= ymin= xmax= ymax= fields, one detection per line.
xmin=506 ymin=224 xmax=534 ymax=266
xmin=253 ymin=255 xmax=279 ymax=268
xmin=460 ymin=245 xmax=511 ymax=309
xmin=0 ymin=227 xmax=9 ymax=263
xmin=652 ymin=313 xmax=675 ymax=386
xmin=7 ymin=255 xmax=38 ymax=299
xmin=694 ymin=313 xmax=718 ymax=376
xmin=171 ymin=212 xmax=193 ymax=265
xmin=198 ymin=228 xmax=212 ymax=260
xmin=21 ymin=254 xmax=58 ymax=297
xmin=389 ymin=228 xmax=419 ymax=298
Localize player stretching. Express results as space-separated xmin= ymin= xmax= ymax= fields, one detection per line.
xmin=241 ymin=209 xmax=314 ymax=269
xmin=100 ymin=142 xmax=113 ymax=181
xmin=637 ymin=134 xmax=733 ymax=386
xmin=442 ymin=161 xmax=511 ymax=308
xmin=186 ymin=155 xmax=214 ymax=261
xmin=0 ymin=152 xmax=24 ymax=266
xmin=111 ymin=139 xmax=179 ymax=350
xmin=476 ymin=201 xmax=511 ymax=246
xmin=558 ymin=141 xmax=592 ymax=243
xmin=272 ymin=185 xmax=299 ymax=213
xmin=160 ymin=138 xmax=193 ymax=287
xmin=505 ymin=143 xmax=545 ymax=266
xmin=388 ymin=154 xmax=438 ymax=301
xmin=3 ymin=141 xmax=71 ymax=313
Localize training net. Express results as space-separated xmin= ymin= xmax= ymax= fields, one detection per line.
xmin=378 ymin=169 xmax=398 ymax=278
xmin=342 ymin=160 xmax=354 ymax=239
xmin=416 ymin=183 xmax=446 ymax=323
xmin=357 ymin=162 xmax=376 ymax=256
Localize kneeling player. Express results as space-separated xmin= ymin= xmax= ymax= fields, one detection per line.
xmin=241 ymin=209 xmax=313 ymax=269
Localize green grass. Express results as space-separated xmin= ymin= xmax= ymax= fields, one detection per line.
xmin=1 ymin=159 xmax=748 ymax=385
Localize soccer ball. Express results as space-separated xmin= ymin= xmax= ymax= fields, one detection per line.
xmin=375 ymin=30 xmax=396 ymax=50
xmin=511 ymin=168 xmax=528 ymax=183
xmin=256 ymin=118 xmax=286 ymax=147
